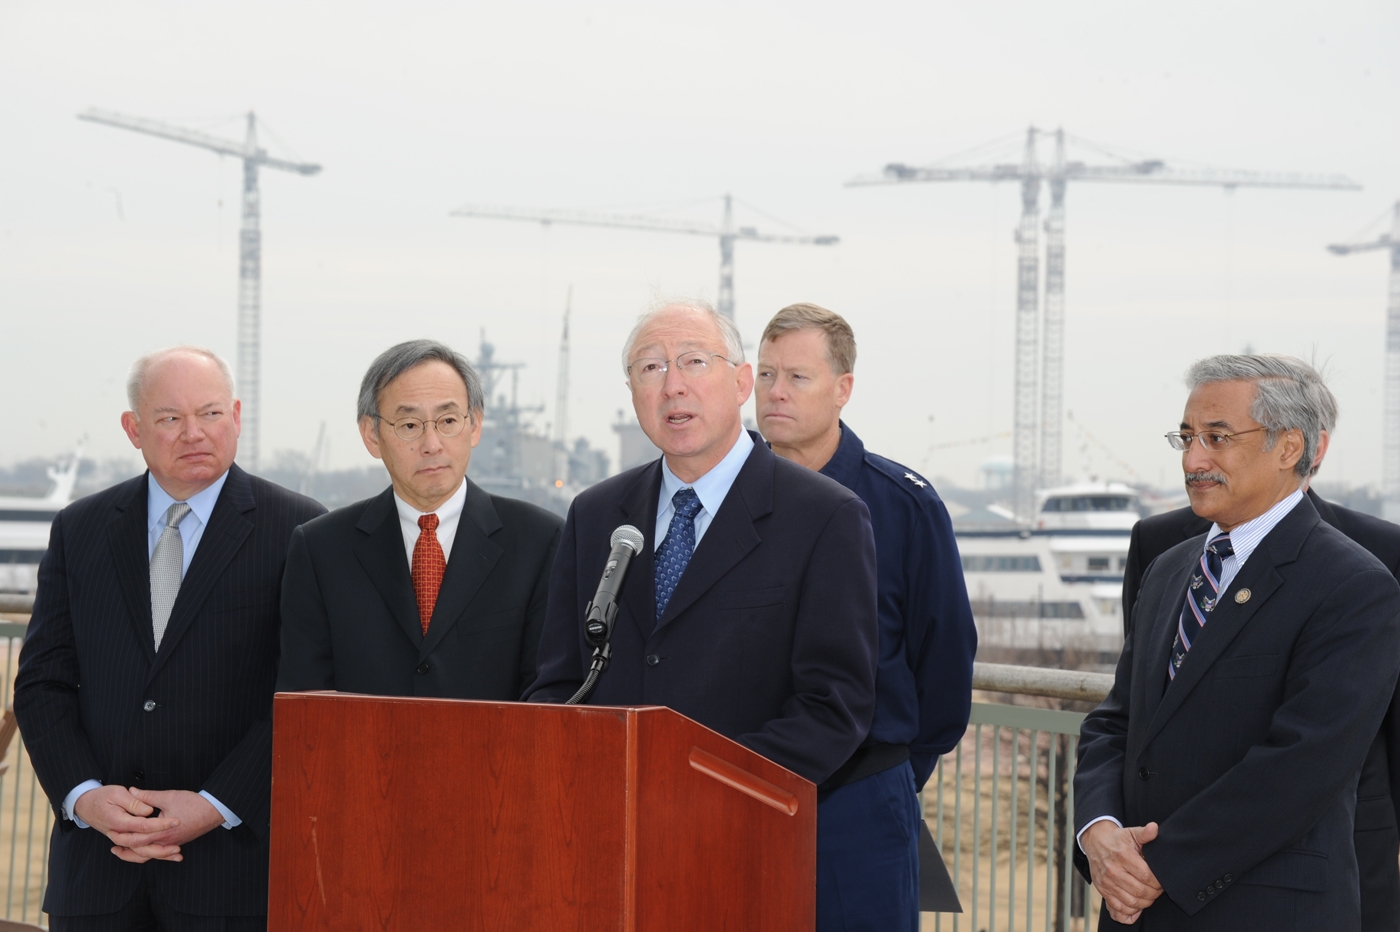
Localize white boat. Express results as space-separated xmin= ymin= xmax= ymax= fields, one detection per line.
xmin=0 ymin=446 xmax=82 ymax=594
xmin=955 ymin=482 xmax=1138 ymax=665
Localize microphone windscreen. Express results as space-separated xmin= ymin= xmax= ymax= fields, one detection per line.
xmin=610 ymin=525 xmax=645 ymax=554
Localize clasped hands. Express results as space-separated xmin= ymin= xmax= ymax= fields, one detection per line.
xmin=72 ymin=785 xmax=224 ymax=864
xmin=1082 ymin=820 xmax=1163 ymax=924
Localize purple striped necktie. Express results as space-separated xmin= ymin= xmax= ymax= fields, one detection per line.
xmin=1168 ymin=533 xmax=1234 ymax=681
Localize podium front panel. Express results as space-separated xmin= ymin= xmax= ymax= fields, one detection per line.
xmin=270 ymin=693 xmax=629 ymax=931
xmin=270 ymin=693 xmax=816 ymax=931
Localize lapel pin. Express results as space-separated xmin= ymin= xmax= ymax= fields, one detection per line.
xmin=1234 ymin=588 xmax=1251 ymax=604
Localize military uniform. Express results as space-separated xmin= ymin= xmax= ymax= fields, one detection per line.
xmin=815 ymin=423 xmax=978 ymax=931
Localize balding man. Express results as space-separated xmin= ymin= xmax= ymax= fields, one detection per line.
xmin=527 ymin=298 xmax=879 ymax=789
xmin=15 ymin=347 xmax=324 ymax=931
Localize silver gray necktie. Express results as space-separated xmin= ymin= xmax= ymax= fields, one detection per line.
xmin=150 ymin=502 xmax=191 ymax=651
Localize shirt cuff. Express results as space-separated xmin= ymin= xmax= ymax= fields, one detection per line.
xmin=63 ymin=780 xmax=103 ymax=828
xmin=1076 ymin=815 xmax=1123 ymax=852
xmin=199 ymin=790 xmax=241 ymax=830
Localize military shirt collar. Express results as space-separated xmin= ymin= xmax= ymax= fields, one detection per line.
xmin=819 ymin=420 xmax=866 ymax=493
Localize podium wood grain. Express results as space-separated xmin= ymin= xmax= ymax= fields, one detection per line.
xmin=269 ymin=692 xmax=816 ymax=931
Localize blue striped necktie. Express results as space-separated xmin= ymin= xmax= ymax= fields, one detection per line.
xmin=655 ymin=488 xmax=703 ymax=623
xmin=1169 ymin=533 xmax=1233 ymax=681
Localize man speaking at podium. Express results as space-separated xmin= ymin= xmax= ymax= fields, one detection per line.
xmin=527 ymin=298 xmax=880 ymax=791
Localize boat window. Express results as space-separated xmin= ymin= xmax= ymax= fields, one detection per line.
xmin=969 ymin=599 xmax=1087 ymax=619
xmin=0 ymin=510 xmax=60 ymax=523
xmin=961 ymin=555 xmax=1042 ymax=572
xmin=1118 ymin=557 xmax=1129 ymax=570
xmin=1087 ymin=556 xmax=1110 ymax=571
xmin=1040 ymin=496 xmax=1133 ymax=513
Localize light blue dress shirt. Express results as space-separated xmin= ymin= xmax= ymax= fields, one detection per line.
xmin=654 ymin=429 xmax=755 ymax=550
xmin=145 ymin=471 xmax=228 ymax=573
xmin=65 ymin=470 xmax=241 ymax=831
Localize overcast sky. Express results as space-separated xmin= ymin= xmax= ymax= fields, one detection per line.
xmin=2 ymin=1 xmax=1396 ymax=493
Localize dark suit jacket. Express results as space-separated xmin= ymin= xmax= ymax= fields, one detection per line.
xmin=1124 ymin=489 xmax=1400 ymax=930
xmin=13 ymin=465 xmax=324 ymax=918
xmin=1076 ymin=495 xmax=1400 ymax=929
xmin=525 ymin=433 xmax=880 ymax=785
xmin=277 ymin=481 xmax=561 ymax=700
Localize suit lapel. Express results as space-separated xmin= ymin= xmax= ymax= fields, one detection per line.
xmin=1141 ymin=496 xmax=1318 ymax=747
xmin=352 ymin=487 xmax=424 ymax=650
xmin=654 ymin=440 xmax=770 ymax=631
xmin=1136 ymin=545 xmax=1199 ymax=727
xmin=148 ymin=466 xmax=255 ymax=679
xmin=419 ymin=482 xmax=503 ymax=661
xmin=618 ymin=462 xmax=662 ymax=639
xmin=108 ymin=475 xmax=156 ymax=665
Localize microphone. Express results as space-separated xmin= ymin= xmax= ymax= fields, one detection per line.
xmin=583 ymin=525 xmax=645 ymax=647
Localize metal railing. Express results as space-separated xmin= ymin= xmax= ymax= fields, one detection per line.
xmin=926 ymin=664 xmax=1112 ymax=932
xmin=0 ymin=601 xmax=1113 ymax=931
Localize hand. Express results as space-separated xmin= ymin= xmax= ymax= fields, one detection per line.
xmin=113 ymin=788 xmax=226 ymax=863
xmin=72 ymin=785 xmax=183 ymax=862
xmin=1082 ymin=821 xmax=1164 ymax=924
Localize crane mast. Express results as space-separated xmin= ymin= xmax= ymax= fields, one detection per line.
xmin=451 ymin=195 xmax=837 ymax=321
xmin=1041 ymin=129 xmax=1068 ymax=492
xmin=1329 ymin=202 xmax=1400 ymax=503
xmin=1013 ymin=129 xmax=1042 ymax=523
xmin=78 ymin=108 xmax=320 ymax=473
xmin=554 ymin=288 xmax=571 ymax=446
xmin=238 ymin=114 xmax=262 ymax=468
xmin=851 ymin=129 xmax=1359 ymax=521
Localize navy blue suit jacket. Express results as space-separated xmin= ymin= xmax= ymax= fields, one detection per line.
xmin=818 ymin=424 xmax=977 ymax=787
xmin=1076 ymin=495 xmax=1400 ymax=929
xmin=525 ymin=433 xmax=880 ymax=785
xmin=1122 ymin=489 xmax=1400 ymax=931
xmin=13 ymin=465 xmax=324 ymax=917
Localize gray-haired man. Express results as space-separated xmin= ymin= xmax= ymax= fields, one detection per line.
xmin=277 ymin=339 xmax=562 ymax=700
xmin=1074 ymin=355 xmax=1400 ymax=929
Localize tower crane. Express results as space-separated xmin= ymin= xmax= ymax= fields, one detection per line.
xmin=450 ymin=195 xmax=838 ymax=320
xmin=1329 ymin=202 xmax=1400 ymax=503
xmin=554 ymin=287 xmax=572 ymax=446
xmin=850 ymin=128 xmax=1360 ymax=522
xmin=78 ymin=108 xmax=322 ymax=472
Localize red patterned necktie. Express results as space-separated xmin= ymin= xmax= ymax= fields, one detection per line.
xmin=412 ymin=513 xmax=445 ymax=635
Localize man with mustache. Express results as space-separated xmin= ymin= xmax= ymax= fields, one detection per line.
xmin=1074 ymin=354 xmax=1400 ymax=929
xmin=1121 ymin=378 xmax=1400 ymax=930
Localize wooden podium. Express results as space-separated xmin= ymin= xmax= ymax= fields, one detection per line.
xmin=268 ymin=692 xmax=816 ymax=931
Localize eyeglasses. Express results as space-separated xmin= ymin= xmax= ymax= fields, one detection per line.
xmin=378 ymin=412 xmax=469 ymax=442
xmin=1165 ymin=427 xmax=1268 ymax=452
xmin=626 ymin=352 xmax=733 ymax=385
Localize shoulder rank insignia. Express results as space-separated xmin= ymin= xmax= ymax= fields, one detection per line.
xmin=903 ymin=472 xmax=927 ymax=488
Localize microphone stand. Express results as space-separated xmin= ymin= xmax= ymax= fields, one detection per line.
xmin=564 ymin=642 xmax=610 ymax=706
xmin=564 ymin=596 xmax=618 ymax=706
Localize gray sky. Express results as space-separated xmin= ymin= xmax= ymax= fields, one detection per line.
xmin=2 ymin=0 xmax=1396 ymax=492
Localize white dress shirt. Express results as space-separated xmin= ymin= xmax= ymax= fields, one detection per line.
xmin=66 ymin=471 xmax=242 ymax=831
xmin=1077 ymin=487 xmax=1305 ymax=849
xmin=654 ymin=429 xmax=755 ymax=550
xmin=393 ymin=478 xmax=468 ymax=566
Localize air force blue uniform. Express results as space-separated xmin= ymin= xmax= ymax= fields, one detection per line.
xmin=815 ymin=423 xmax=978 ymax=931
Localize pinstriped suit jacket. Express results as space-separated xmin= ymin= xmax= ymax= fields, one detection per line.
xmin=14 ymin=465 xmax=324 ymax=918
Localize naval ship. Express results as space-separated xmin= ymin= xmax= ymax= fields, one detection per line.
xmin=0 ymin=446 xmax=82 ymax=594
